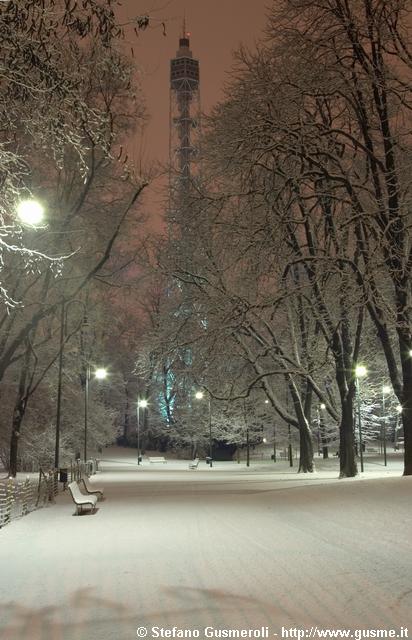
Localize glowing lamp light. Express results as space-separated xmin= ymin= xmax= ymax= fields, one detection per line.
xmin=382 ymin=385 xmax=391 ymax=395
xmin=94 ymin=368 xmax=108 ymax=380
xmin=195 ymin=391 xmax=204 ymax=400
xmin=355 ymin=365 xmax=367 ymax=378
xmin=320 ymin=403 xmax=326 ymax=410
xmin=139 ymin=399 xmax=148 ymax=409
xmin=396 ymin=405 xmax=403 ymax=414
xmin=264 ymin=399 xmax=269 ymax=404
xmin=16 ymin=199 xmax=45 ymax=226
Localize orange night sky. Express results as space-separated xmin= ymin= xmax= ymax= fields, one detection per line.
xmin=116 ymin=0 xmax=269 ymax=226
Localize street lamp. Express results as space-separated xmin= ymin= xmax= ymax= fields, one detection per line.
xmin=355 ymin=364 xmax=367 ymax=472
xmin=382 ymin=385 xmax=391 ymax=466
xmin=55 ymin=301 xmax=88 ymax=469
xmin=395 ymin=404 xmax=402 ymax=450
xmin=263 ymin=398 xmax=277 ymax=462
xmin=16 ymin=199 xmax=45 ymax=226
xmin=137 ymin=398 xmax=148 ymax=465
xmin=54 ymin=302 xmax=108 ymax=465
xmin=95 ymin=368 xmax=108 ymax=380
xmin=195 ymin=390 xmax=213 ymax=467
xmin=84 ymin=364 xmax=108 ymax=462
xmin=317 ymin=403 xmax=328 ymax=458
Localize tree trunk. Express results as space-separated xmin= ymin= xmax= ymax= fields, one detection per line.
xmin=339 ymin=393 xmax=357 ymax=478
xmin=9 ymin=400 xmax=27 ymax=477
xmin=8 ymin=346 xmax=30 ymax=477
xmin=9 ymin=417 xmax=20 ymax=477
xmin=402 ymin=407 xmax=412 ymax=476
xmin=298 ymin=422 xmax=314 ymax=472
xmin=399 ymin=342 xmax=412 ymax=476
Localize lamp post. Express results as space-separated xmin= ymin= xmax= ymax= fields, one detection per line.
xmin=355 ymin=364 xmax=367 ymax=472
xmin=395 ymin=404 xmax=402 ymax=450
xmin=288 ymin=424 xmax=293 ymax=467
xmin=81 ymin=314 xmax=93 ymax=463
xmin=84 ymin=365 xmax=108 ymax=462
xmin=382 ymin=385 xmax=390 ymax=466
xmin=319 ymin=403 xmax=328 ymax=458
xmin=55 ymin=301 xmax=89 ymax=469
xmin=137 ymin=398 xmax=148 ymax=465
xmin=84 ymin=362 xmax=90 ymax=462
xmin=316 ymin=405 xmax=321 ymax=456
xmin=265 ymin=399 xmax=276 ymax=463
xmin=54 ymin=301 xmax=66 ymax=470
xmin=195 ymin=391 xmax=212 ymax=466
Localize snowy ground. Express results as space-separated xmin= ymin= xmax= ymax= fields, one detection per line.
xmin=0 ymin=447 xmax=411 ymax=640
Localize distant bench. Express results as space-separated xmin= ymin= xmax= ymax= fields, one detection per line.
xmin=80 ymin=475 xmax=104 ymax=500
xmin=148 ymin=457 xmax=167 ymax=464
xmin=189 ymin=458 xmax=199 ymax=469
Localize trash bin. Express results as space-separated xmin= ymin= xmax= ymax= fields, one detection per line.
xmin=205 ymin=456 xmax=212 ymax=466
xmin=59 ymin=468 xmax=68 ymax=483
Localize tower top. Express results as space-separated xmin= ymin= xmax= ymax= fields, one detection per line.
xmin=170 ymin=18 xmax=199 ymax=88
xmin=178 ymin=13 xmax=191 ymax=51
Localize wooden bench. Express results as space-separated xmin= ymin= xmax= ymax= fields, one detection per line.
xmin=80 ymin=475 xmax=104 ymax=500
xmin=148 ymin=457 xmax=167 ymax=464
xmin=68 ymin=481 xmax=97 ymax=515
xmin=189 ymin=458 xmax=200 ymax=469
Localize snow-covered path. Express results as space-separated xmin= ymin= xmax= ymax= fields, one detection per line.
xmin=1 ymin=449 xmax=411 ymax=640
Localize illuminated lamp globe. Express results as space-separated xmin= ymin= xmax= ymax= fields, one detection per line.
xmin=139 ymin=399 xmax=148 ymax=408
xmin=16 ymin=199 xmax=45 ymax=226
xmin=94 ymin=367 xmax=108 ymax=380
xmin=355 ymin=365 xmax=367 ymax=378
xmin=195 ymin=391 xmax=204 ymax=400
